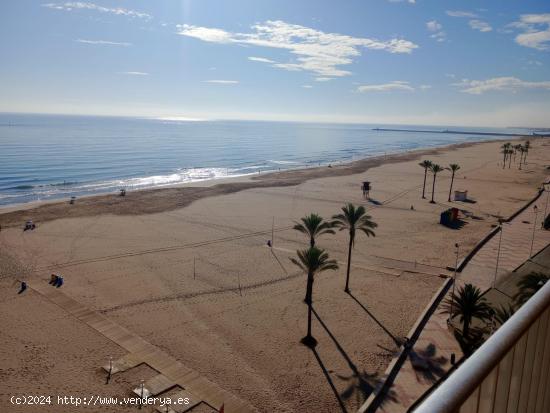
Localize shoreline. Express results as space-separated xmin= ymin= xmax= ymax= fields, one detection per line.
xmin=0 ymin=137 xmax=529 ymax=227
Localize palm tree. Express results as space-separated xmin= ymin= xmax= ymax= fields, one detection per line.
xmin=501 ymin=142 xmax=511 ymax=169
xmin=518 ymin=146 xmax=525 ymax=170
xmin=442 ymin=284 xmax=492 ymax=347
xmin=429 ymin=163 xmax=444 ymax=203
xmin=419 ymin=160 xmax=432 ymax=199
xmin=514 ymin=271 xmax=549 ymax=306
xmin=446 ymin=163 xmax=461 ymax=202
xmin=507 ymin=149 xmax=513 ymax=168
xmin=290 ymin=247 xmax=338 ymax=346
xmin=293 ymin=213 xmax=335 ymax=248
xmin=513 ymin=144 xmax=522 ymax=163
xmin=332 ymin=203 xmax=377 ymax=293
xmin=524 ymin=140 xmax=531 ymax=164
xmin=493 ymin=304 xmax=515 ymax=326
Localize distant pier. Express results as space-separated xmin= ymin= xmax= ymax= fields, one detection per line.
xmin=372 ymin=128 xmax=550 ymax=138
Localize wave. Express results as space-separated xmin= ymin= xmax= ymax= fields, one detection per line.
xmin=8 ymin=184 xmax=35 ymax=190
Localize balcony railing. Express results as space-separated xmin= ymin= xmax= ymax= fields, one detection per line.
xmin=413 ymin=279 xmax=550 ymax=413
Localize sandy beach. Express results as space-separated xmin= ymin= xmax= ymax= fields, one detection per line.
xmin=1 ymin=138 xmax=549 ymax=413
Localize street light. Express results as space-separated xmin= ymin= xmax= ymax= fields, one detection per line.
xmin=543 ymin=182 xmax=550 ymax=228
xmin=530 ymin=205 xmax=538 ymax=257
xmin=448 ymin=243 xmax=459 ymax=324
xmin=494 ymin=223 xmax=504 ymax=288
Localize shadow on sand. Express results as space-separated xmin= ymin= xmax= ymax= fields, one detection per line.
xmin=347 ymin=291 xmax=403 ymax=347
xmin=408 ymin=343 xmax=448 ymax=383
xmin=311 ymin=308 xmax=397 ymax=410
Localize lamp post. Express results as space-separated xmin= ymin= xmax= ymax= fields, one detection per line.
xmin=543 ymin=182 xmax=550 ymax=228
xmin=530 ymin=205 xmax=538 ymax=257
xmin=494 ymin=224 xmax=504 ymax=288
xmin=139 ymin=379 xmax=144 ymax=410
xmin=448 ymin=243 xmax=459 ymax=324
xmin=106 ymin=355 xmax=113 ymax=384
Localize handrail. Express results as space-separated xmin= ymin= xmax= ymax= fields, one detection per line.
xmin=413 ymin=279 xmax=550 ymax=413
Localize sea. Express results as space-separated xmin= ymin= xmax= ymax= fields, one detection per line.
xmin=0 ymin=113 xmax=534 ymax=207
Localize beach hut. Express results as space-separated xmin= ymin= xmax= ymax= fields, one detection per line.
xmin=454 ymin=190 xmax=468 ymax=202
xmin=440 ymin=208 xmax=459 ymax=226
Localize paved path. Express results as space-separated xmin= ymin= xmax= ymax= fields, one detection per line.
xmin=365 ymin=196 xmax=550 ymax=413
xmin=30 ymin=281 xmax=255 ymax=413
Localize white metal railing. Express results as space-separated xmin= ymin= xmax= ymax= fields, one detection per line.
xmin=414 ymin=279 xmax=550 ymax=413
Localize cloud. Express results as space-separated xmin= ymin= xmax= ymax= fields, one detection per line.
xmin=76 ymin=39 xmax=131 ymax=46
xmin=357 ymin=81 xmax=415 ymax=92
xmin=446 ymin=10 xmax=478 ymax=18
xmin=455 ymin=77 xmax=550 ymax=94
xmin=469 ymin=20 xmax=492 ymax=32
xmin=178 ymin=20 xmax=418 ymax=79
xmin=315 ymin=77 xmax=332 ymax=82
xmin=426 ymin=20 xmax=446 ymax=42
xmin=42 ymin=2 xmax=151 ymax=19
xmin=510 ymin=14 xmax=550 ymax=50
xmin=387 ymin=0 xmax=416 ymax=3
xmin=248 ymin=56 xmax=275 ymax=63
xmin=118 ymin=71 xmax=149 ymax=76
xmin=426 ymin=20 xmax=442 ymax=32
xmin=203 ymin=80 xmax=239 ymax=84
xmin=302 ymin=85 xmax=313 ymax=88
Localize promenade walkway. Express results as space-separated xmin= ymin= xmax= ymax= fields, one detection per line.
xmin=29 ymin=281 xmax=255 ymax=413
xmin=362 ymin=193 xmax=550 ymax=413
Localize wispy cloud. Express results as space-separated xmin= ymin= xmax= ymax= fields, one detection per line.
xmin=248 ymin=56 xmax=275 ymax=63
xmin=426 ymin=20 xmax=446 ymax=42
xmin=178 ymin=20 xmax=418 ymax=79
xmin=387 ymin=0 xmax=416 ymax=4
xmin=203 ymin=80 xmax=239 ymax=84
xmin=302 ymin=85 xmax=313 ymax=88
xmin=118 ymin=72 xmax=149 ymax=76
xmin=455 ymin=77 xmax=550 ymax=94
xmin=510 ymin=14 xmax=550 ymax=50
xmin=446 ymin=10 xmax=478 ymax=18
xmin=357 ymin=81 xmax=415 ymax=93
xmin=42 ymin=2 xmax=151 ymax=19
xmin=469 ymin=20 xmax=492 ymax=32
xmin=76 ymin=39 xmax=131 ymax=46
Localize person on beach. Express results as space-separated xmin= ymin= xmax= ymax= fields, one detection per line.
xmin=49 ymin=274 xmax=58 ymax=285
xmin=18 ymin=281 xmax=27 ymax=294
xmin=55 ymin=275 xmax=64 ymax=288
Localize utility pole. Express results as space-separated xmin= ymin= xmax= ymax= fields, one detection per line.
xmin=494 ymin=224 xmax=503 ymax=288
xmin=530 ymin=205 xmax=538 ymax=257
xmin=448 ymin=243 xmax=459 ymax=324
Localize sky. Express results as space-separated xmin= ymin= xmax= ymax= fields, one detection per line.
xmin=1 ymin=0 xmax=550 ymax=127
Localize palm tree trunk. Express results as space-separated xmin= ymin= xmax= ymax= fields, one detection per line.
xmin=306 ymin=272 xmax=314 ymax=339
xmin=305 ymin=272 xmax=313 ymax=303
xmin=463 ymin=317 xmax=470 ymax=340
xmin=508 ymin=154 xmax=512 ymax=168
xmin=306 ymin=302 xmax=312 ymax=338
xmin=502 ymin=152 xmax=506 ymax=169
xmin=448 ymin=172 xmax=455 ymax=202
xmin=310 ymin=237 xmax=315 ymax=248
xmin=344 ymin=236 xmax=353 ymax=292
xmin=422 ymin=168 xmax=427 ymax=199
xmin=430 ymin=174 xmax=437 ymax=203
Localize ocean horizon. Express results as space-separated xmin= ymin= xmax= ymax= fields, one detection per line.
xmin=0 ymin=113 xmax=532 ymax=207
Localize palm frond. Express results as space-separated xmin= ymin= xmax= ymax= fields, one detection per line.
xmin=514 ymin=271 xmax=549 ymax=306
